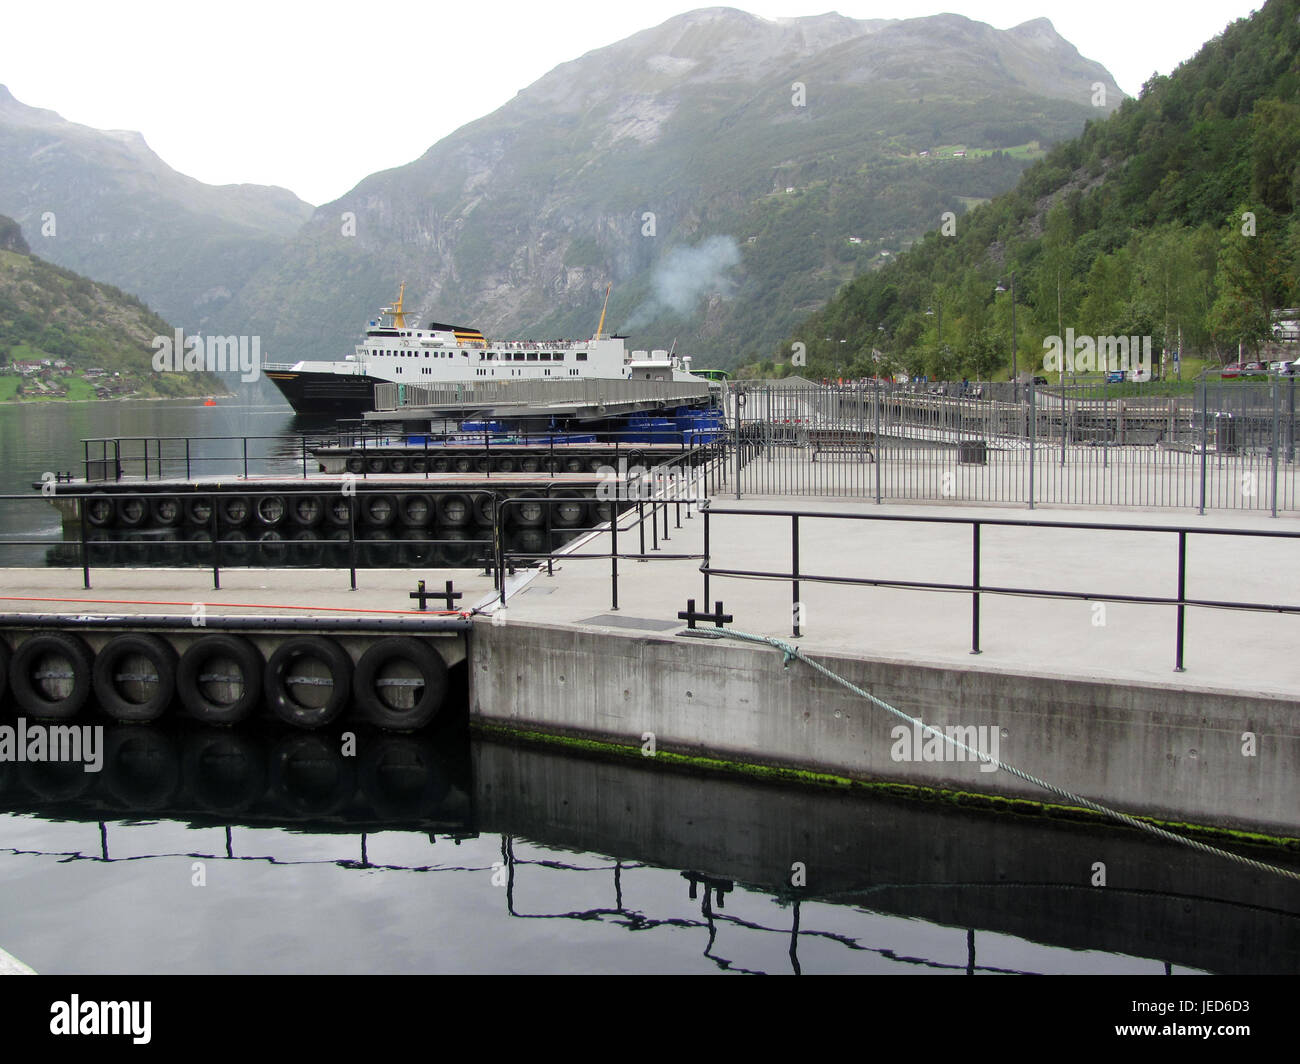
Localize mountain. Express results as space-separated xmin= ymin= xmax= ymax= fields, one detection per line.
xmin=0 ymin=215 xmax=226 ymax=399
xmin=780 ymin=0 xmax=1300 ymax=380
xmin=0 ymin=85 xmax=312 ymax=330
xmin=224 ymin=7 xmax=1123 ymax=375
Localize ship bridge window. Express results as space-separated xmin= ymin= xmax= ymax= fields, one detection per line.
xmin=576 ymin=353 xmax=588 ymax=362
xmin=553 ymin=353 xmax=564 ymax=361
xmin=526 ymin=352 xmax=538 ymax=361
xmin=540 ymin=352 xmax=551 ymax=361
xmin=513 ymin=353 xmax=525 ymax=362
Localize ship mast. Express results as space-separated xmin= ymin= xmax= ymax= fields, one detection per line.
xmin=384 ymin=282 xmax=407 ymax=329
xmin=593 ymin=283 xmax=612 ymax=340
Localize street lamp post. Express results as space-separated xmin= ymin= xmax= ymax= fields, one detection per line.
xmin=995 ymin=272 xmax=1018 ymax=403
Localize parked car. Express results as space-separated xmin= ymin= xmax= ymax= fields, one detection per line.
xmin=1105 ymin=370 xmax=1126 ymax=383
xmin=1220 ymin=363 xmax=1244 ymax=379
xmin=1031 ymin=376 xmax=1048 ymax=385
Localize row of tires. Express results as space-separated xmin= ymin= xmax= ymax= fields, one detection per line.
xmin=82 ymin=491 xmax=607 ymax=533
xmin=0 ymin=727 xmax=460 ymax=820
xmin=0 ymin=632 xmax=451 ymax=732
xmin=341 ymin=451 xmax=646 ymax=476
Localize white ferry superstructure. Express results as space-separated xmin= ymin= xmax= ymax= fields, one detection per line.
xmin=263 ymin=283 xmax=702 ymax=416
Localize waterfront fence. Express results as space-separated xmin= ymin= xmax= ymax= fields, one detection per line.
xmin=723 ymin=378 xmax=1299 ymax=514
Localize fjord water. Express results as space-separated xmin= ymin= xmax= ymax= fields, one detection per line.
xmin=0 ymin=400 xmax=1297 ymax=974
xmin=0 ymin=398 xmax=311 ymax=564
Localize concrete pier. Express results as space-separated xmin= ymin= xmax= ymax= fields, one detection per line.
xmin=470 ymin=497 xmax=1300 ymax=838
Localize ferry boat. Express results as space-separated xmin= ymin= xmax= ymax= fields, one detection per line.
xmin=263 ymin=284 xmax=704 ymax=416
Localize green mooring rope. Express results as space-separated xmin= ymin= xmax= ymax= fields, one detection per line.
xmin=710 ymin=626 xmax=1300 ymax=884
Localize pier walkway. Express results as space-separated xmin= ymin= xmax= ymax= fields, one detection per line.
xmin=489 ymin=496 xmax=1299 ymax=700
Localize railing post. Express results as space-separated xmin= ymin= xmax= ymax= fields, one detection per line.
xmin=1271 ymin=376 xmax=1279 ymax=518
xmin=702 ymin=504 xmax=710 ymax=607
xmin=792 ymin=514 xmax=800 ymax=637
xmin=971 ymin=521 xmax=981 ymax=655
xmin=545 ymin=492 xmax=554 ymax=577
xmin=874 ymin=374 xmax=882 ymax=504
xmin=610 ymin=495 xmax=619 ymax=611
xmin=185 ymin=438 xmax=192 ymax=481
xmin=734 ymin=393 xmax=742 ymax=501
xmin=79 ymin=491 xmax=91 ymax=590
xmin=301 ymin=436 xmax=308 ymax=479
xmin=1174 ymin=529 xmax=1186 ymax=672
xmin=1028 ymin=380 xmax=1036 ymax=510
xmin=242 ymin=436 xmax=249 ymax=480
xmin=348 ymin=492 xmax=358 ymax=591
xmin=210 ymin=495 xmax=221 ymax=591
xmin=1198 ymin=379 xmax=1208 ymax=515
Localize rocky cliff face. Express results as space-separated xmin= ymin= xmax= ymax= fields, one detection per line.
xmin=225 ymin=9 xmax=1122 ymax=374
xmin=0 ymin=84 xmax=312 ymax=330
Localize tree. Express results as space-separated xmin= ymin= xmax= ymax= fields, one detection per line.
xmin=1208 ymin=204 xmax=1288 ymax=352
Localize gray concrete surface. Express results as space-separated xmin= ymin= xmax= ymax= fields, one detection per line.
xmin=470 ymin=495 xmax=1300 ymax=835
xmin=0 ymin=946 xmax=35 ymax=974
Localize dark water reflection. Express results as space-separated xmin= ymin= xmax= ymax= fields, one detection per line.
xmin=0 ymin=400 xmax=316 ymax=565
xmin=0 ymin=714 xmax=1296 ymax=975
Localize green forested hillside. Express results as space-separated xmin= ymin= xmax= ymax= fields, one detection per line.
xmin=772 ymin=0 xmax=1300 ymax=381
xmin=0 ymin=216 xmax=226 ymax=400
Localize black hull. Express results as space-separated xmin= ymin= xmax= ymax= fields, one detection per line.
xmin=264 ymin=370 xmax=382 ymax=417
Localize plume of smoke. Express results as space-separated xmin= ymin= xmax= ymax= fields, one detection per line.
xmin=625 ymin=236 xmax=741 ymax=329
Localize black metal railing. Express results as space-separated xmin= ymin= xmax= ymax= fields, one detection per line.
xmin=698 ymin=506 xmax=1300 ymax=672
xmin=493 ymin=444 xmax=730 ymax=611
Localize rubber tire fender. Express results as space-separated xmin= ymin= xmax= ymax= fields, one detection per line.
xmin=435 ymin=493 xmax=471 ymax=527
xmin=9 ymin=632 xmax=94 ymax=720
xmin=85 ymin=493 xmax=115 ymax=528
xmin=361 ymin=493 xmax=397 ymax=529
xmin=92 ymin=633 xmax=177 ymax=723
xmin=290 ymin=494 xmax=324 ymax=528
xmin=353 ymin=638 xmax=448 ymax=732
xmin=510 ymin=491 xmax=546 ymax=528
xmin=397 ymin=493 xmax=433 ymax=528
xmin=176 ymin=634 xmax=263 ymax=726
xmin=263 ymin=636 xmax=352 ymax=730
xmin=551 ymin=490 xmax=588 ymax=528
xmin=115 ymin=495 xmax=148 ymax=528
xmin=255 ymin=494 xmax=288 ymax=526
xmin=150 ymin=496 xmax=184 ymax=527
xmin=219 ymin=495 xmax=251 ymax=527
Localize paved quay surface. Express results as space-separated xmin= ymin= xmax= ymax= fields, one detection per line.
xmin=1 ymin=496 xmax=1296 ymax=698
xmin=488 ymin=495 xmax=1300 ymax=701
xmin=0 ymin=566 xmax=492 ymax=622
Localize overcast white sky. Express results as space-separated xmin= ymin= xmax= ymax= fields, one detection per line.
xmin=0 ymin=1 xmax=1265 ymax=205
